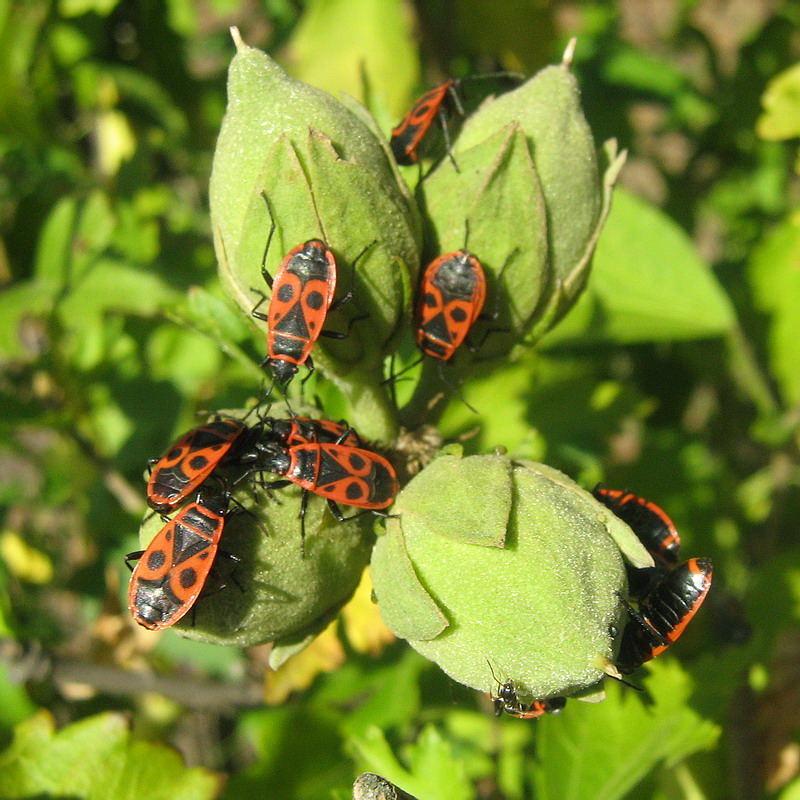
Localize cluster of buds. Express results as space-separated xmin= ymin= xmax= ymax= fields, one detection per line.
xmin=209 ymin=30 xmax=625 ymax=433
xmin=169 ymin=29 xmax=709 ymax=704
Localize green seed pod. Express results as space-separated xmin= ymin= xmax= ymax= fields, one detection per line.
xmin=210 ymin=29 xmax=420 ymax=436
xmin=370 ymin=450 xmax=652 ymax=700
xmin=134 ymin=408 xmax=373 ymax=649
xmin=418 ymin=43 xmax=626 ymax=359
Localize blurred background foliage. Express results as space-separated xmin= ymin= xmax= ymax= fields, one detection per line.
xmin=1 ymin=0 xmax=800 ymax=798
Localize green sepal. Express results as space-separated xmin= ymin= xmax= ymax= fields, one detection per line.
xmin=454 ymin=62 xmax=601 ymax=293
xmin=371 ymin=456 xmax=634 ymax=698
xmin=419 ymin=123 xmax=549 ymax=363
xmin=394 ymin=453 xmax=512 ymax=547
xmin=371 ymin=517 xmax=449 ymax=642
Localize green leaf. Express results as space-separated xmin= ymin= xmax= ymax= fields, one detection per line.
xmin=145 ymin=326 xmax=223 ymax=395
xmin=71 ymin=190 xmax=116 ymax=281
xmin=408 ymin=726 xmax=473 ymax=800
xmin=454 ymin=0 xmax=556 ymax=74
xmin=59 ymin=0 xmax=121 ymax=17
xmin=350 ymin=725 xmax=472 ymax=800
xmin=33 ymin=195 xmax=77 ymax=287
xmin=0 ymin=711 xmax=221 ymax=800
xmin=749 ymin=215 xmax=800 ymax=406
xmin=288 ymin=0 xmax=419 ymax=118
xmin=57 ymin=258 xmax=181 ymax=322
xmin=185 ymin=286 xmax=253 ymax=345
xmin=779 ymin=775 xmax=800 ymax=800
xmin=0 ymin=663 xmax=36 ymax=732
xmin=317 ymin=650 xmax=426 ymax=739
xmin=532 ymin=659 xmax=720 ymax=800
xmin=603 ymin=45 xmax=687 ymax=97
xmin=544 ymin=188 xmax=736 ymax=346
xmin=757 ymin=62 xmax=800 ymax=141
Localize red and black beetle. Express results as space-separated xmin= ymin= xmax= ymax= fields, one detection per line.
xmin=616 ymin=557 xmax=713 ymax=673
xmin=126 ymin=491 xmax=233 ymax=630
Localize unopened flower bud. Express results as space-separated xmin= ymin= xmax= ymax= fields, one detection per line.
xmin=210 ymin=29 xmax=420 ymax=418
xmin=370 ymin=450 xmax=652 ymax=699
xmin=419 ymin=43 xmax=626 ymax=361
xmin=134 ymin=407 xmax=374 ymax=648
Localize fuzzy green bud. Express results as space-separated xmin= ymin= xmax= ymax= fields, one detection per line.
xmin=370 ymin=450 xmax=652 ymax=699
xmin=419 ymin=44 xmax=626 ymax=362
xmin=210 ymin=29 xmax=420 ymax=430
xmin=135 ymin=408 xmax=374 ymax=649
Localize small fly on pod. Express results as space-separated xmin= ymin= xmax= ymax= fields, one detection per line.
xmin=487 ymin=663 xmax=566 ymax=719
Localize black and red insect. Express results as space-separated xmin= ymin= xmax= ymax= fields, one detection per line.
xmin=147 ymin=418 xmax=253 ymax=514
xmin=391 ymin=81 xmax=462 ymax=167
xmin=616 ymin=557 xmax=713 ymax=674
xmin=592 ymin=485 xmax=681 ymax=569
xmin=258 ymin=438 xmax=398 ymax=550
xmin=415 ymin=249 xmax=488 ymax=361
xmin=268 ymin=416 xmax=363 ymax=449
xmin=387 ymin=240 xmax=515 ymax=412
xmin=251 ymin=194 xmax=373 ymax=388
xmin=126 ymin=491 xmax=232 ymax=630
xmin=390 ymin=73 xmax=525 ymax=169
xmin=492 ymin=681 xmax=566 ymax=720
xmin=260 ymin=440 xmax=398 ymax=514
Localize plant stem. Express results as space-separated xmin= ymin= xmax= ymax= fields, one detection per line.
xmin=725 ymin=325 xmax=780 ymax=419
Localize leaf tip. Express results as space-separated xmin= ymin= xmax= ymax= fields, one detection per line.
xmin=562 ymin=37 xmax=578 ymax=69
xmin=598 ymin=654 xmax=624 ymax=681
xmin=230 ymin=26 xmax=246 ymax=52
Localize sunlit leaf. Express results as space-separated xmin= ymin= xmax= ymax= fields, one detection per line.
xmin=532 ymin=659 xmax=720 ymax=800
xmin=749 ymin=213 xmax=800 ymax=406
xmin=340 ymin=566 xmax=396 ymax=656
xmin=757 ymin=62 xmax=800 ymax=141
xmin=264 ymin=620 xmax=345 ymax=705
xmin=544 ymin=188 xmax=736 ymax=346
xmin=0 ymin=531 xmax=53 ymax=584
xmin=350 ymin=725 xmax=472 ymax=800
xmin=0 ymin=711 xmax=221 ymax=800
xmin=286 ymin=0 xmax=419 ymax=118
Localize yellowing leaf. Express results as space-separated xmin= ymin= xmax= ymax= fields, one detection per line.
xmin=264 ymin=620 xmax=345 ymax=705
xmin=757 ymin=62 xmax=800 ymax=141
xmin=95 ymin=109 xmax=136 ymax=177
xmin=341 ymin=567 xmax=396 ymax=656
xmin=0 ymin=531 xmax=53 ymax=584
xmin=286 ymin=0 xmax=419 ymax=118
